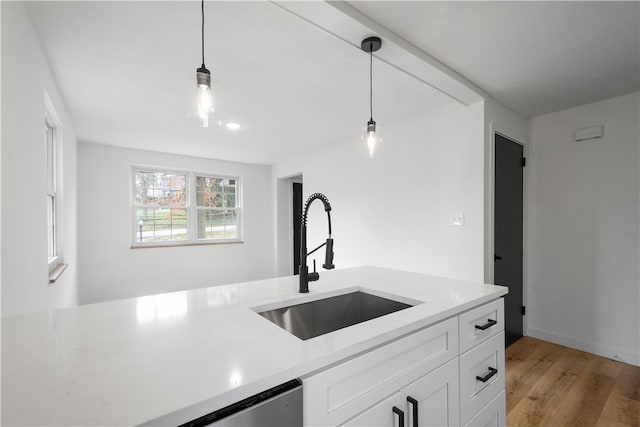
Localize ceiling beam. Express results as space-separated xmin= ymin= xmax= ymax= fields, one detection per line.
xmin=270 ymin=0 xmax=488 ymax=106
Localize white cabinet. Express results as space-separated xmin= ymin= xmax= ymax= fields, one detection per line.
xmin=344 ymin=358 xmax=460 ymax=427
xmin=401 ymin=358 xmax=459 ymax=427
xmin=458 ymin=299 xmax=504 ymax=354
xmin=459 ymin=299 xmax=506 ymax=427
xmin=303 ymin=318 xmax=458 ymax=426
xmin=464 ymin=391 xmax=506 ymax=427
xmin=459 ymin=332 xmax=505 ymax=424
xmin=303 ymin=299 xmax=506 ymax=427
xmin=340 ymin=387 xmax=401 ymax=427
xmin=402 ymin=358 xmax=460 ymax=427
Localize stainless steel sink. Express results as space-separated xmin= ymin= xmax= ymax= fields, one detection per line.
xmin=257 ymin=291 xmax=414 ymax=340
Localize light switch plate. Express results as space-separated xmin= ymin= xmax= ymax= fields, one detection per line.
xmin=450 ymin=211 xmax=464 ymax=226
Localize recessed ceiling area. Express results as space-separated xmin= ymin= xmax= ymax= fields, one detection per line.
xmin=26 ymin=1 xmax=454 ymax=165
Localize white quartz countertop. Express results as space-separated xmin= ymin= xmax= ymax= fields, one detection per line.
xmin=1 ymin=266 xmax=507 ymax=426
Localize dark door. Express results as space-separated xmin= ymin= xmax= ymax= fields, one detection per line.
xmin=292 ymin=182 xmax=303 ymax=275
xmin=494 ymin=134 xmax=524 ymax=347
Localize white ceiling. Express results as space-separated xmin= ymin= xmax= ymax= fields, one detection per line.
xmin=349 ymin=1 xmax=640 ymax=118
xmin=26 ymin=1 xmax=453 ymax=165
xmin=27 ymin=1 xmax=639 ymax=165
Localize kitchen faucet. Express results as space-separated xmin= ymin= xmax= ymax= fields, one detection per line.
xmin=299 ymin=193 xmax=334 ymax=293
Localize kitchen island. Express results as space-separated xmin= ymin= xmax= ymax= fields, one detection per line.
xmin=2 ymin=266 xmax=507 ymax=426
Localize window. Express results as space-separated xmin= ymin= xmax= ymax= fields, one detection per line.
xmin=132 ymin=167 xmax=241 ymax=246
xmin=44 ymin=94 xmax=65 ymax=275
xmin=44 ymin=93 xmax=68 ymax=282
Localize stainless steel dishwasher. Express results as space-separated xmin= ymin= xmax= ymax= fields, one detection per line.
xmin=179 ymin=379 xmax=302 ymax=427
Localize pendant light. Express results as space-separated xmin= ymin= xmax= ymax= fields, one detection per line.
xmin=361 ymin=36 xmax=382 ymax=158
xmin=195 ymin=0 xmax=213 ymax=127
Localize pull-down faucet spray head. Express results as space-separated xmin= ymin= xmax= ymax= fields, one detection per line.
xmin=323 ymin=238 xmax=335 ymax=270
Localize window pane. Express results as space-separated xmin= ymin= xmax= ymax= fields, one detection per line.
xmin=196 ymin=176 xmax=223 ymax=207
xmin=223 ymin=182 xmax=236 ymax=208
xmin=136 ymin=171 xmax=186 ymax=207
xmin=45 ymin=125 xmax=55 ymax=193
xmin=197 ymin=209 xmax=238 ymax=240
xmin=46 ymin=123 xmax=57 ymax=261
xmin=224 ymin=193 xmax=235 ymax=208
xmin=137 ymin=208 xmax=187 ymax=243
xmin=135 ymin=172 xmax=154 ymax=204
xmin=47 ymin=194 xmax=55 ymax=259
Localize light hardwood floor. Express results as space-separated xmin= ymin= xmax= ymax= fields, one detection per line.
xmin=506 ymin=337 xmax=640 ymax=426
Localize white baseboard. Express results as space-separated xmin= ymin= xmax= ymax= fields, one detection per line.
xmin=527 ymin=328 xmax=640 ymax=367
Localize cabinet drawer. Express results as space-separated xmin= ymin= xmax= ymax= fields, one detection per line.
xmin=464 ymin=390 xmax=506 ymax=427
xmin=459 ymin=331 xmax=505 ymax=425
xmin=459 ymin=299 xmax=504 ymax=354
xmin=303 ymin=317 xmax=459 ymax=426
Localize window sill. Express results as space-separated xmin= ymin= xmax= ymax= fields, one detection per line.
xmin=49 ymin=263 xmax=68 ymax=283
xmin=130 ymin=240 xmax=244 ymax=249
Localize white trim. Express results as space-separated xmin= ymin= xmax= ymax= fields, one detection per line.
xmin=44 ymin=91 xmax=61 ymax=127
xmin=485 ymin=121 xmax=496 ymax=285
xmin=287 ymin=175 xmax=302 ymax=276
xmin=275 ymin=172 xmax=303 ymax=277
xmin=528 ymin=327 xmax=640 ymax=367
xmin=45 ymin=90 xmax=64 ymax=272
xmin=47 ymin=255 xmax=59 ymax=272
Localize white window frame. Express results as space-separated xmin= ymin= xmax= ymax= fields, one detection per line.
xmin=45 ymin=93 xmax=62 ymax=272
xmin=131 ymin=166 xmax=243 ymax=248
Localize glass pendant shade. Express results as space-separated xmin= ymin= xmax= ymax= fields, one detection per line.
xmin=192 ymin=0 xmax=214 ymax=128
xmin=195 ymin=66 xmax=213 ymax=127
xmin=361 ymin=119 xmax=383 ymax=158
xmin=360 ymin=36 xmax=383 ymax=159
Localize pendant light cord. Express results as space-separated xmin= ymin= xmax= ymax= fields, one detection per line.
xmin=201 ymin=0 xmax=205 ymax=67
xmin=369 ymin=47 xmax=373 ymax=121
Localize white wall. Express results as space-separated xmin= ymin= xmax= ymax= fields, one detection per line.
xmin=1 ymin=2 xmax=78 ymax=316
xmin=272 ymin=101 xmax=486 ymax=283
xmin=77 ymin=143 xmax=274 ymax=304
xmin=527 ymin=92 xmax=640 ymax=365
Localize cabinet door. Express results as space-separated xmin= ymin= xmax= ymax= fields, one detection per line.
xmin=343 ymin=358 xmax=460 ymax=427
xmin=402 ymin=358 xmax=460 ymax=427
xmin=304 ymin=318 xmax=458 ymax=426
xmin=464 ymin=391 xmax=506 ymax=427
xmin=342 ymin=392 xmax=403 ymax=427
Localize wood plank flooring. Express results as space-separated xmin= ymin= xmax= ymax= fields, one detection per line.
xmin=506 ymin=337 xmax=640 ymax=426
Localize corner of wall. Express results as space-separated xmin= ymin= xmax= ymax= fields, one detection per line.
xmin=526 ymin=92 xmax=639 ymax=362
xmin=1 ymin=1 xmax=79 ymax=316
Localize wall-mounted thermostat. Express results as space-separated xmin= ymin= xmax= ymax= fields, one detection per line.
xmin=574 ymin=125 xmax=604 ymax=142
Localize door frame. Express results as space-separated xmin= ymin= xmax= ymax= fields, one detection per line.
xmin=275 ymin=173 xmax=303 ymax=277
xmin=486 ymin=125 xmax=529 ymax=336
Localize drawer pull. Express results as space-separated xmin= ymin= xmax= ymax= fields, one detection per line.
xmin=476 ymin=367 xmax=498 ymax=383
xmin=407 ymin=396 xmax=418 ymax=427
xmin=474 ymin=319 xmax=497 ymax=330
xmin=392 ymin=406 xmax=405 ymax=427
